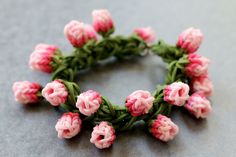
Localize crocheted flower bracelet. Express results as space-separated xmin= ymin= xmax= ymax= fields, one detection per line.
xmin=12 ymin=9 xmax=213 ymax=149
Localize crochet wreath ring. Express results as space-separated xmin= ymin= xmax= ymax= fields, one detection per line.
xmin=12 ymin=9 xmax=213 ymax=149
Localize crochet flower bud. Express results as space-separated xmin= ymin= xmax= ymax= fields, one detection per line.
xmin=90 ymin=121 xmax=116 ymax=149
xmin=177 ymin=27 xmax=203 ymax=53
xmin=150 ymin=114 xmax=179 ymax=142
xmin=185 ymin=93 xmax=212 ymax=118
xmin=29 ymin=44 xmax=58 ymax=73
xmin=55 ymin=112 xmax=82 ymax=139
xmin=76 ymin=90 xmax=102 ymax=116
xmin=64 ymin=20 xmax=97 ymax=48
xmin=92 ymin=9 xmax=114 ymax=36
xmin=125 ymin=90 xmax=154 ymax=116
xmin=186 ymin=53 xmax=210 ymax=77
xmin=134 ymin=27 xmax=156 ymax=43
xmin=164 ymin=82 xmax=189 ymax=106
xmin=42 ymin=80 xmax=68 ymax=106
xmin=12 ymin=81 xmax=41 ymax=104
xmin=191 ymin=75 xmax=213 ymax=97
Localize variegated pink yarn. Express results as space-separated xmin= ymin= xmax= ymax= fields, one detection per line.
xmin=55 ymin=112 xmax=82 ymax=139
xmin=42 ymin=80 xmax=68 ymax=106
xmin=64 ymin=20 xmax=97 ymax=48
xmin=186 ymin=53 xmax=210 ymax=77
xmin=92 ymin=9 xmax=114 ymax=35
xmin=12 ymin=81 xmax=41 ymax=104
xmin=191 ymin=75 xmax=213 ymax=97
xmin=134 ymin=27 xmax=156 ymax=43
xmin=177 ymin=27 xmax=203 ymax=53
xmin=90 ymin=121 xmax=116 ymax=149
xmin=150 ymin=114 xmax=179 ymax=142
xmin=76 ymin=90 xmax=102 ymax=116
xmin=29 ymin=44 xmax=58 ymax=73
xmin=164 ymin=82 xmax=190 ymax=106
xmin=125 ymin=90 xmax=154 ymax=116
xmin=185 ymin=93 xmax=212 ymax=118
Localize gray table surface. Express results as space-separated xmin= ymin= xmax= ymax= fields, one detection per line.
xmin=1 ymin=0 xmax=236 ymax=156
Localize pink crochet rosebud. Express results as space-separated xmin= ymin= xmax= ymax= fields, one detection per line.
xmin=90 ymin=121 xmax=116 ymax=149
xmin=76 ymin=90 xmax=102 ymax=116
xmin=185 ymin=93 xmax=212 ymax=118
xmin=92 ymin=9 xmax=114 ymax=36
xmin=191 ymin=75 xmax=213 ymax=97
xmin=150 ymin=114 xmax=179 ymax=142
xmin=29 ymin=44 xmax=59 ymax=73
xmin=64 ymin=20 xmax=97 ymax=48
xmin=55 ymin=112 xmax=82 ymax=139
xmin=12 ymin=81 xmax=41 ymax=104
xmin=177 ymin=27 xmax=203 ymax=53
xmin=164 ymin=82 xmax=190 ymax=106
xmin=125 ymin=90 xmax=154 ymax=116
xmin=186 ymin=53 xmax=210 ymax=77
xmin=134 ymin=27 xmax=156 ymax=43
xmin=42 ymin=80 xmax=68 ymax=106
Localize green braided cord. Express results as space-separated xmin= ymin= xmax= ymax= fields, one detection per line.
xmin=42 ymin=33 xmax=190 ymax=131
xmin=51 ymin=35 xmax=148 ymax=81
xmin=151 ymin=40 xmax=186 ymax=63
xmin=47 ymin=53 xmax=189 ymax=132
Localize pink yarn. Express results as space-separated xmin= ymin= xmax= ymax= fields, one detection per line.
xmin=164 ymin=82 xmax=190 ymax=106
xmin=177 ymin=27 xmax=203 ymax=53
xmin=64 ymin=20 xmax=97 ymax=48
xmin=12 ymin=81 xmax=41 ymax=104
xmin=186 ymin=53 xmax=210 ymax=77
xmin=151 ymin=114 xmax=179 ymax=142
xmin=42 ymin=80 xmax=68 ymax=106
xmin=76 ymin=90 xmax=102 ymax=116
xmin=92 ymin=9 xmax=114 ymax=34
xmin=191 ymin=75 xmax=213 ymax=97
xmin=125 ymin=90 xmax=154 ymax=116
xmin=29 ymin=44 xmax=58 ymax=73
xmin=90 ymin=121 xmax=116 ymax=149
xmin=55 ymin=112 xmax=82 ymax=139
xmin=134 ymin=27 xmax=156 ymax=43
xmin=185 ymin=93 xmax=212 ymax=118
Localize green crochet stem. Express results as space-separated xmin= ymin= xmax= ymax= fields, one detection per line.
xmin=50 ymin=35 xmax=148 ymax=81
xmin=47 ymin=54 xmax=189 ymax=131
xmin=45 ymin=32 xmax=190 ymax=131
xmin=50 ymin=35 xmax=186 ymax=82
xmin=151 ymin=40 xmax=186 ymax=63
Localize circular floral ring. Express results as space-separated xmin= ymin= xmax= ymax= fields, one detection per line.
xmin=12 ymin=9 xmax=213 ymax=149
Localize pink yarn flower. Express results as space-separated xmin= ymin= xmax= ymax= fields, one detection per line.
xmin=191 ymin=75 xmax=213 ymax=97
xmin=185 ymin=93 xmax=212 ymax=118
xmin=164 ymin=82 xmax=190 ymax=106
xmin=12 ymin=81 xmax=41 ymax=104
xmin=55 ymin=112 xmax=82 ymax=139
xmin=90 ymin=121 xmax=116 ymax=149
xmin=64 ymin=20 xmax=97 ymax=48
xmin=186 ymin=53 xmax=210 ymax=77
xmin=92 ymin=9 xmax=114 ymax=35
xmin=42 ymin=80 xmax=68 ymax=106
xmin=177 ymin=27 xmax=203 ymax=53
xmin=150 ymin=114 xmax=179 ymax=142
xmin=76 ymin=90 xmax=102 ymax=116
xmin=134 ymin=27 xmax=156 ymax=43
xmin=29 ymin=44 xmax=59 ymax=73
xmin=125 ymin=90 xmax=154 ymax=116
